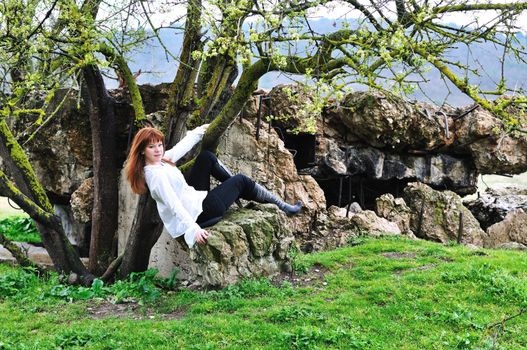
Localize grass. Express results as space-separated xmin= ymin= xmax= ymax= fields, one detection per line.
xmin=1 ymin=236 xmax=526 ymax=349
xmin=0 ymin=216 xmax=41 ymax=244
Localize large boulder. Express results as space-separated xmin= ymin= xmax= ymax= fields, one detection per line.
xmin=456 ymin=107 xmax=527 ymax=174
xmin=325 ymin=91 xmax=527 ymax=175
xmin=402 ymin=182 xmax=486 ymax=246
xmin=326 ymin=91 xmax=453 ymax=150
xmin=484 ymin=209 xmax=527 ymax=249
xmin=146 ymin=205 xmax=294 ymax=288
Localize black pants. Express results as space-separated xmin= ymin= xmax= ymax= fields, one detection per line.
xmin=185 ymin=151 xmax=256 ymax=227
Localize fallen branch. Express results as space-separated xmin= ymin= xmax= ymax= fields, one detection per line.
xmin=0 ymin=230 xmax=47 ymax=275
xmin=100 ymin=253 xmax=124 ymax=282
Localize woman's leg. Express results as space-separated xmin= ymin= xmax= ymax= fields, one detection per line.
xmin=252 ymin=184 xmax=302 ymax=214
xmin=197 ymin=174 xmax=256 ymax=227
xmin=185 ymin=150 xmax=234 ymax=191
xmin=196 ymin=174 xmax=302 ymax=227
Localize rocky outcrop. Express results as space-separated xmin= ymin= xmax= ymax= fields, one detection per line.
xmin=328 ymin=91 xmax=454 ymax=150
xmin=217 ymin=117 xmax=326 ymax=237
xmin=189 ymin=205 xmax=293 ymax=287
xmin=325 ymin=91 xmax=527 ymax=175
xmin=402 ymin=182 xmax=486 ymax=245
xmin=457 ymin=108 xmax=527 ymax=174
xmin=319 ymin=139 xmax=477 ymax=194
xmin=484 ymin=209 xmax=527 ymax=249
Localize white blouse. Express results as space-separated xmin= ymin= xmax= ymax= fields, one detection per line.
xmin=144 ymin=126 xmax=208 ymax=247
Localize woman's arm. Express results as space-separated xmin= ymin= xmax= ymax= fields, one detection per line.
xmin=164 ymin=124 xmax=209 ymax=162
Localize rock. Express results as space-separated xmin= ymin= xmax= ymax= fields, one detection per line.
xmin=348 ymin=202 xmax=362 ymax=214
xmin=304 ymin=209 xmax=358 ymax=252
xmin=324 ymin=90 xmax=527 ymax=178
xmin=138 ymin=204 xmax=295 ymax=288
xmin=484 ymin=209 xmax=527 ymax=248
xmin=456 ymin=107 xmax=527 ymax=174
xmin=375 ymin=194 xmax=416 ymax=238
xmin=67 ymin=273 xmax=79 ymax=285
xmin=465 ymin=186 xmax=527 ymax=230
xmin=402 ymin=182 xmax=486 ymax=246
xmin=117 ymin=168 xmax=140 ymax=256
xmin=0 ymin=242 xmax=54 ymax=266
xmin=189 ymin=205 xmax=294 ymax=288
xmin=327 ymin=91 xmax=452 ymax=150
xmin=495 ymin=242 xmax=527 ymax=250
xmin=267 ymin=84 xmax=319 ymax=133
xmin=349 ymin=210 xmax=401 ymax=237
xmin=218 ymin=117 xmax=326 ymax=237
xmin=8 ymin=89 xmax=93 ymax=199
xmin=335 ymin=144 xmax=476 ymax=194
xmin=54 ymin=204 xmax=90 ymax=256
xmin=70 ymin=177 xmax=94 ymax=224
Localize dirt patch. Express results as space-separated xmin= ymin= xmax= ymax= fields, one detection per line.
xmin=381 ymin=252 xmax=416 ymax=259
xmin=439 ymin=256 xmax=454 ymax=262
xmin=271 ymin=263 xmax=331 ymax=288
xmin=86 ymin=301 xmax=186 ymax=320
xmin=394 ymin=263 xmax=437 ymax=275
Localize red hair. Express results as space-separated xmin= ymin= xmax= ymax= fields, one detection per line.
xmin=125 ymin=127 xmax=165 ymax=194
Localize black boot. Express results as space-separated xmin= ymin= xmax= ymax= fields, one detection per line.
xmin=252 ymin=184 xmax=302 ymax=215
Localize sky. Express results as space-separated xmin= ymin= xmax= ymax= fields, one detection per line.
xmin=140 ymin=0 xmax=527 ymax=33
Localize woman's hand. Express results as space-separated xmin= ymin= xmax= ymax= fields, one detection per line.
xmin=195 ymin=229 xmax=210 ymax=245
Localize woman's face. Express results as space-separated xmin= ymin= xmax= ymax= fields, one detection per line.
xmin=144 ymin=140 xmax=164 ymax=165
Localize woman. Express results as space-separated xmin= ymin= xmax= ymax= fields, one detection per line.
xmin=125 ymin=126 xmax=302 ymax=248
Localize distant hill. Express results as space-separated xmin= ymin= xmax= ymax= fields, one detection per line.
xmin=121 ymin=19 xmax=527 ymax=107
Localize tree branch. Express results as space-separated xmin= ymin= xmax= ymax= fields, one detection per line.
xmin=0 ymin=230 xmax=47 ymax=274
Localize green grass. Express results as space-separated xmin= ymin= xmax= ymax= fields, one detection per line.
xmin=1 ymin=237 xmax=527 ymax=349
xmin=0 ymin=216 xmax=41 ymax=244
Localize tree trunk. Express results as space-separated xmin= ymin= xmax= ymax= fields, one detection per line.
xmin=83 ymin=66 xmax=120 ymax=275
xmin=165 ymin=0 xmax=203 ymax=145
xmin=0 ymin=120 xmax=92 ymax=282
xmin=117 ymin=193 xmax=164 ymax=277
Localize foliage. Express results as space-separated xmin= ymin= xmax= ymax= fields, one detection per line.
xmin=2 ymin=238 xmax=527 ymax=349
xmin=0 ymin=267 xmax=39 ymax=297
xmin=0 ymin=216 xmax=41 ymax=244
xmin=0 ymin=267 xmax=166 ymax=304
xmin=46 ymin=269 xmax=163 ymax=304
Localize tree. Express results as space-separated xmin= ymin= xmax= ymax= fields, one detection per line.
xmin=1 ymin=0 xmax=527 ymax=284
